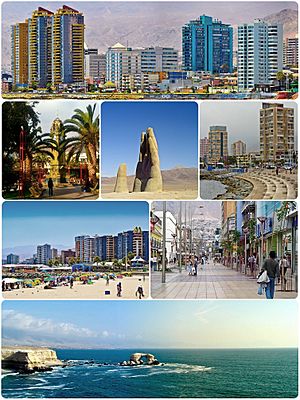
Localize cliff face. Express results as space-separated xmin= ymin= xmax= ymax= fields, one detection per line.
xmin=2 ymin=346 xmax=63 ymax=373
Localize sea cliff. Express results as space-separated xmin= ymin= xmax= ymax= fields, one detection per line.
xmin=2 ymin=346 xmax=63 ymax=373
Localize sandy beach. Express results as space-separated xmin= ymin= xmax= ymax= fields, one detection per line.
xmin=3 ymin=276 xmax=149 ymax=300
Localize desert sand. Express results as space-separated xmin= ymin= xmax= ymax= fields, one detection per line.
xmin=101 ymin=168 xmax=198 ymax=199
xmin=3 ymin=276 xmax=149 ymax=300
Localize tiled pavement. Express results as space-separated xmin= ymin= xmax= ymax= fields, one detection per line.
xmin=151 ymin=262 xmax=297 ymax=299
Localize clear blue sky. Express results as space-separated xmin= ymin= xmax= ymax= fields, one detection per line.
xmin=2 ymin=201 xmax=149 ymax=249
xmin=2 ymin=301 xmax=297 ymax=349
xmin=101 ymin=102 xmax=198 ymax=176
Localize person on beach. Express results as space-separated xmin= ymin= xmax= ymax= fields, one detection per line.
xmin=260 ymin=251 xmax=280 ymax=299
xmin=48 ymin=178 xmax=54 ymax=197
xmin=117 ymin=282 xmax=122 ymax=297
xmin=70 ymin=277 xmax=74 ymax=289
xmin=106 ymin=275 xmax=110 ymax=285
xmin=136 ymin=281 xmax=144 ymax=299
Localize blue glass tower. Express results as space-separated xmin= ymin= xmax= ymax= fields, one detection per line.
xmin=182 ymin=15 xmax=233 ymax=73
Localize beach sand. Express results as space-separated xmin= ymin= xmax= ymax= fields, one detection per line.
xmin=3 ymin=276 xmax=149 ymax=300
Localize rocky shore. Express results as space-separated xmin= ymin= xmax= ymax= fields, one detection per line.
xmin=200 ymin=171 xmax=253 ymax=199
xmin=2 ymin=346 xmax=63 ymax=373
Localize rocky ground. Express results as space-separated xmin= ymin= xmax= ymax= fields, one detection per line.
xmin=200 ymin=171 xmax=253 ymax=200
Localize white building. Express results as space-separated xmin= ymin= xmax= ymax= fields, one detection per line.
xmin=83 ymin=237 xmax=95 ymax=263
xmin=106 ymin=43 xmax=140 ymax=88
xmin=106 ymin=43 xmax=178 ymax=88
xmin=155 ymin=211 xmax=177 ymax=263
xmin=238 ymin=19 xmax=283 ymax=91
xmin=37 ymin=244 xmax=51 ymax=265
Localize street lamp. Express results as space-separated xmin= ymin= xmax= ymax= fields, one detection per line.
xmin=257 ymin=216 xmax=267 ymax=269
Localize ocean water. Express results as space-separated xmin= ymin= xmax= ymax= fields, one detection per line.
xmin=2 ymin=348 xmax=298 ymax=398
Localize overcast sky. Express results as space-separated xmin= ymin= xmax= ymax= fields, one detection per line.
xmin=200 ymin=101 xmax=298 ymax=153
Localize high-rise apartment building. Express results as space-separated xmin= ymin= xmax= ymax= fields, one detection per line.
xmin=238 ymin=19 xmax=283 ymax=91
xmin=140 ymin=47 xmax=178 ymax=73
xmin=37 ymin=244 xmax=52 ymax=264
xmin=51 ymin=248 xmax=58 ymax=259
xmin=11 ymin=21 xmax=29 ymax=86
xmin=200 ymin=137 xmax=209 ymax=161
xmin=83 ymin=237 xmax=95 ymax=263
xmin=260 ymin=103 xmax=295 ymax=162
xmin=232 ymin=140 xmax=246 ymax=156
xmin=182 ymin=15 xmax=233 ymax=73
xmin=6 ymin=254 xmax=20 ymax=264
xmin=11 ymin=5 xmax=85 ymax=87
xmin=283 ymin=37 xmax=298 ymax=66
xmin=208 ymin=126 xmax=228 ymax=163
xmin=75 ymin=235 xmax=89 ymax=261
xmin=28 ymin=7 xmax=53 ymax=87
xmin=52 ymin=5 xmax=85 ymax=86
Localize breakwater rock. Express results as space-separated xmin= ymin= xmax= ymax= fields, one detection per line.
xmin=2 ymin=346 xmax=63 ymax=373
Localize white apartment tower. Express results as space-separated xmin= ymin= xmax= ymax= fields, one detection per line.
xmin=37 ymin=244 xmax=52 ymax=265
xmin=238 ymin=20 xmax=283 ymax=91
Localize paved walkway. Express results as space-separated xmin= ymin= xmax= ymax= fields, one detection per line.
xmin=239 ymin=169 xmax=297 ymax=200
xmin=151 ymin=262 xmax=296 ymax=299
xmin=42 ymin=186 xmax=98 ymax=200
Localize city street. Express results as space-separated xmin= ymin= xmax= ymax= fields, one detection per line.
xmin=151 ymin=261 xmax=296 ymax=299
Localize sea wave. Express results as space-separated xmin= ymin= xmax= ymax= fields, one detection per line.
xmin=121 ymin=363 xmax=213 ymax=378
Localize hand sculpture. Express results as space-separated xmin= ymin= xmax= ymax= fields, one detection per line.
xmin=133 ymin=127 xmax=163 ymax=192
xmin=114 ymin=163 xmax=129 ymax=193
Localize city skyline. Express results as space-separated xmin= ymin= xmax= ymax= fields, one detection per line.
xmin=2 ymin=2 xmax=297 ymax=68
xmin=2 ymin=300 xmax=297 ymax=349
xmin=101 ymin=102 xmax=198 ymax=176
xmin=200 ymin=101 xmax=298 ymax=153
xmin=2 ymin=202 xmax=149 ymax=258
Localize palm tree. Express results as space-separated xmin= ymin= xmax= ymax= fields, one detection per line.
xmin=23 ymin=129 xmax=54 ymax=185
xmin=63 ymin=104 xmax=99 ymax=185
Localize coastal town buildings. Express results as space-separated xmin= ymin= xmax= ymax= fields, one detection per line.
xmin=106 ymin=43 xmax=178 ymax=88
xmin=75 ymin=228 xmax=149 ymax=263
xmin=237 ymin=19 xmax=283 ymax=91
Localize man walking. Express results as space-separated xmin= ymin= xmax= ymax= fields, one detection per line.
xmin=261 ymin=251 xmax=280 ymax=299
xmin=48 ymin=177 xmax=54 ymax=197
